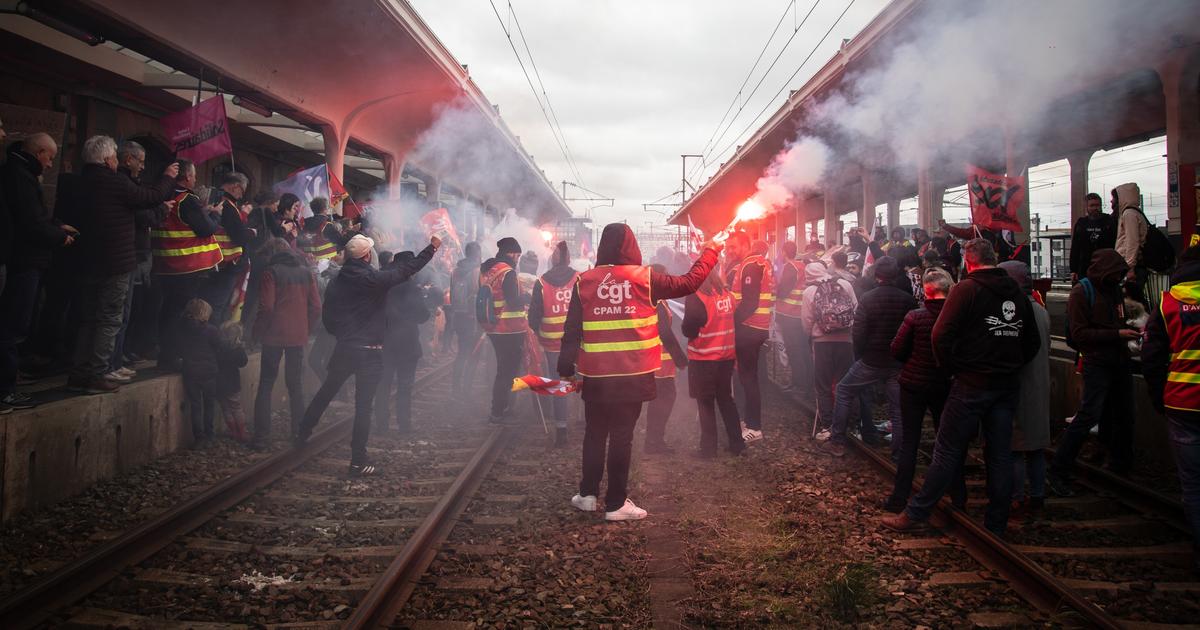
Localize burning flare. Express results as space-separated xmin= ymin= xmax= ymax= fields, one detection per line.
xmin=715 ymin=198 xmax=768 ymax=243
xmin=540 ymin=230 xmax=554 ymax=242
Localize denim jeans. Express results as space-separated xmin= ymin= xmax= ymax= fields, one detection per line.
xmin=890 ymin=383 xmax=963 ymax=508
xmin=109 ymin=272 xmax=136 ymax=371
xmin=830 ymin=360 xmax=901 ymax=454
xmin=1166 ymin=411 xmax=1200 ymax=555
xmin=0 ymin=268 xmax=40 ymax=395
xmin=72 ymin=272 xmax=133 ymax=380
xmin=812 ymin=341 xmax=853 ymax=432
xmin=906 ymin=380 xmax=1018 ymax=535
xmin=778 ymin=315 xmax=812 ymax=392
xmin=1051 ymin=361 xmax=1134 ymax=479
xmin=298 ymin=343 xmax=383 ymax=464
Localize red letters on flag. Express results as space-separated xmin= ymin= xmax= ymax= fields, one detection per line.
xmin=966 ymin=165 xmax=1025 ymax=233
xmin=161 ymin=96 xmax=232 ymax=164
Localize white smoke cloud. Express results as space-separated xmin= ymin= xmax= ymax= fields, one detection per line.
xmin=749 ymin=0 xmax=1197 ymax=223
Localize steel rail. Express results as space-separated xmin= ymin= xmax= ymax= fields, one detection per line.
xmin=0 ymin=361 xmax=453 ymax=630
xmin=343 ymin=426 xmax=510 ymax=629
xmin=776 ymin=385 xmax=1123 ymax=629
xmin=1046 ymin=447 xmax=1187 ymax=531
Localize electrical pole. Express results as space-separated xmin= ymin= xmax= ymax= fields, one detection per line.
xmin=681 ymin=154 xmax=702 ymax=203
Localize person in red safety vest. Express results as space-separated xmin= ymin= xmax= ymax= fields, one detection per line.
xmin=1142 ymin=243 xmax=1200 ymax=575
xmin=300 ymin=197 xmax=339 ymax=263
xmin=683 ymin=266 xmax=745 ymax=459
xmin=529 ymin=241 xmax=578 ymax=446
xmin=644 ymin=263 xmax=688 ymax=456
xmin=774 ymin=240 xmax=811 ymax=395
xmin=558 ymin=223 xmax=722 ymax=521
xmin=203 ymin=171 xmax=256 ymax=324
xmin=480 ymin=237 xmax=528 ymax=423
xmin=724 ymin=232 xmax=774 ymax=444
xmin=152 ymin=159 xmax=223 ymax=371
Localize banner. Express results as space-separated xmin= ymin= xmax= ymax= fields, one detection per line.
xmin=967 ymin=165 xmax=1025 ymax=233
xmin=419 ymin=207 xmax=462 ymax=249
xmin=161 ymin=96 xmax=232 ymax=164
xmin=273 ymin=165 xmax=327 ymax=218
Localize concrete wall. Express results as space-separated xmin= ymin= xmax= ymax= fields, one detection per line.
xmin=0 ymin=353 xmax=309 ymax=522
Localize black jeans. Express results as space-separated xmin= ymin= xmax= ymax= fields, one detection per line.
xmin=127 ymin=259 xmax=161 ymax=358
xmin=298 ymin=343 xmax=383 ymax=465
xmin=488 ymin=332 xmax=524 ymax=418
xmin=254 ymin=345 xmax=305 ymax=443
xmin=580 ymin=399 xmax=643 ymax=512
xmin=0 ymin=269 xmax=41 ymax=395
xmin=694 ymin=359 xmax=744 ymax=455
xmin=157 ymin=272 xmax=208 ymax=368
xmin=451 ymin=311 xmax=480 ymax=392
xmin=71 ymin=272 xmax=132 ymax=380
xmin=734 ymin=326 xmax=769 ymax=429
xmin=778 ymin=315 xmax=812 ymax=392
xmin=645 ymin=376 xmax=676 ymax=446
xmin=890 ymin=383 xmax=965 ymax=508
xmin=906 ymin=380 xmax=1017 ymax=535
xmin=376 ymin=351 xmax=419 ymax=430
xmin=812 ymin=341 xmax=853 ymax=432
xmin=184 ymin=374 xmax=217 ymax=440
xmin=1052 ymin=361 xmax=1135 ymax=479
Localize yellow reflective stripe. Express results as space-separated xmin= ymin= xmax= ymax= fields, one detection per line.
xmin=780 ymin=298 xmax=803 ymax=306
xmin=214 ymin=234 xmax=231 ymax=241
xmin=493 ymin=301 xmax=505 ymax=306
xmin=1172 ymin=350 xmax=1200 ymax=360
xmin=153 ymin=243 xmax=221 ymax=256
xmin=580 ymin=338 xmax=661 ymax=353
xmin=150 ymin=230 xmax=197 ymax=238
xmin=660 ymin=352 xmax=671 ymax=360
xmin=689 ymin=345 xmax=736 ymax=355
xmin=1168 ymin=372 xmax=1200 ymax=384
xmin=542 ymin=315 xmax=567 ymax=324
xmin=539 ymin=331 xmax=564 ymax=339
xmin=754 ymin=307 xmax=772 ymax=315
xmin=499 ymin=311 xmax=526 ymax=319
xmin=582 ymin=314 xmax=658 ymax=331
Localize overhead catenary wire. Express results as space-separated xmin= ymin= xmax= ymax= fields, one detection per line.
xmin=703 ymin=0 xmax=858 ymax=178
xmin=486 ymin=0 xmax=586 ymax=191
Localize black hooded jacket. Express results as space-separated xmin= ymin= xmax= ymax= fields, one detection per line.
xmin=322 ymin=245 xmax=435 ymax=346
xmin=1069 ymin=248 xmax=1131 ymax=367
xmin=384 ymin=256 xmax=431 ymax=360
xmin=558 ymin=224 xmax=718 ymax=402
xmin=931 ymin=267 xmax=1040 ymax=388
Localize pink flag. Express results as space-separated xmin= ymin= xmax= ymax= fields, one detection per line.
xmin=161 ymin=96 xmax=232 ymax=164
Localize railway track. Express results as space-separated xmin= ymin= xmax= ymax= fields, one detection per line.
xmin=777 ymin=384 xmax=1198 ymax=628
xmin=0 ymin=359 xmax=527 ymax=629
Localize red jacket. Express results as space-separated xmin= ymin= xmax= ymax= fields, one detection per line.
xmin=254 ymin=249 xmax=321 ymax=347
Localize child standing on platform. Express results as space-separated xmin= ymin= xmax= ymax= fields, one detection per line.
xmin=179 ymin=299 xmax=220 ymax=446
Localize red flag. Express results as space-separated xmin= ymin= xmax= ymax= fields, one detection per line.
xmin=161 ymin=95 xmax=232 ymax=164
xmin=512 ymin=374 xmax=579 ymax=396
xmin=419 ymin=208 xmax=462 ymax=249
xmin=966 ymin=165 xmax=1025 ymax=233
xmin=327 ymin=168 xmax=362 ymax=219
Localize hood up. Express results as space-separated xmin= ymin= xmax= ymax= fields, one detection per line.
xmin=1115 ymin=182 xmax=1141 ymax=212
xmin=805 ymin=261 xmax=832 ymax=284
xmin=596 ymin=223 xmax=642 ymax=266
xmin=997 ymin=260 xmax=1033 ymax=295
xmin=1086 ymin=248 xmax=1129 ymax=287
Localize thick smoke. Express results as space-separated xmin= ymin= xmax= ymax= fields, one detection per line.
xmin=751 ymin=0 xmax=1196 ymax=219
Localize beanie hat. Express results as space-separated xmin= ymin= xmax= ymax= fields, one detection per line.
xmin=873 ymin=256 xmax=900 ymax=281
xmin=345 ymin=234 xmax=375 ymax=260
xmin=497 ymin=237 xmax=522 ymax=256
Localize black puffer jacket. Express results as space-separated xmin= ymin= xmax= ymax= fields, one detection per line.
xmin=79 ymin=164 xmax=174 ymax=275
xmin=1 ymin=149 xmax=67 ymax=272
xmin=891 ymin=298 xmax=949 ymax=389
xmin=322 ymin=246 xmax=434 ymax=347
xmin=852 ymin=279 xmax=917 ymax=367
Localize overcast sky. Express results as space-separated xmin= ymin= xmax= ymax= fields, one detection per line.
xmin=411 ymin=0 xmax=1167 ymax=234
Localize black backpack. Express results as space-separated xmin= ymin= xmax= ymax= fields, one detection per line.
xmin=476 ymin=284 xmax=498 ymax=326
xmin=1134 ymin=208 xmax=1175 ymax=273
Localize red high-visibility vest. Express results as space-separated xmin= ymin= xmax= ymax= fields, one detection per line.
xmin=1161 ymin=289 xmax=1200 ymax=412
xmin=655 ymin=302 xmax=676 ymax=379
xmin=151 ymin=190 xmax=223 ymax=275
xmin=481 ymin=262 xmax=528 ymax=334
xmin=212 ymin=197 xmax=246 ymax=265
xmin=731 ymin=254 xmax=774 ymax=330
xmin=687 ymin=289 xmax=736 ymax=361
xmin=775 ymin=259 xmax=806 ymax=319
xmin=576 ymin=265 xmax=660 ymax=377
xmin=300 ymin=216 xmax=337 ymax=261
xmin=536 ymin=271 xmax=578 ymax=351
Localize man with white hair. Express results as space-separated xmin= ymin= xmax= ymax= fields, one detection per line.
xmin=0 ymin=131 xmax=76 ymax=410
xmin=295 ymin=232 xmax=440 ymax=476
xmin=68 ymin=135 xmax=177 ymax=394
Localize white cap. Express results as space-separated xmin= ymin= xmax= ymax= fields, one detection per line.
xmin=344 ymin=234 xmax=374 ymax=259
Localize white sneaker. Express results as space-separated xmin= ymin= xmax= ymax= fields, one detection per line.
xmin=116 ymin=367 xmax=136 ymax=378
xmin=570 ymin=494 xmax=597 ymax=512
xmin=605 ymin=499 xmax=648 ymax=521
xmin=742 ymin=427 xmax=764 ymax=442
xmin=815 ymin=428 xmax=832 ymax=442
xmin=105 ymin=370 xmax=131 ymax=383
